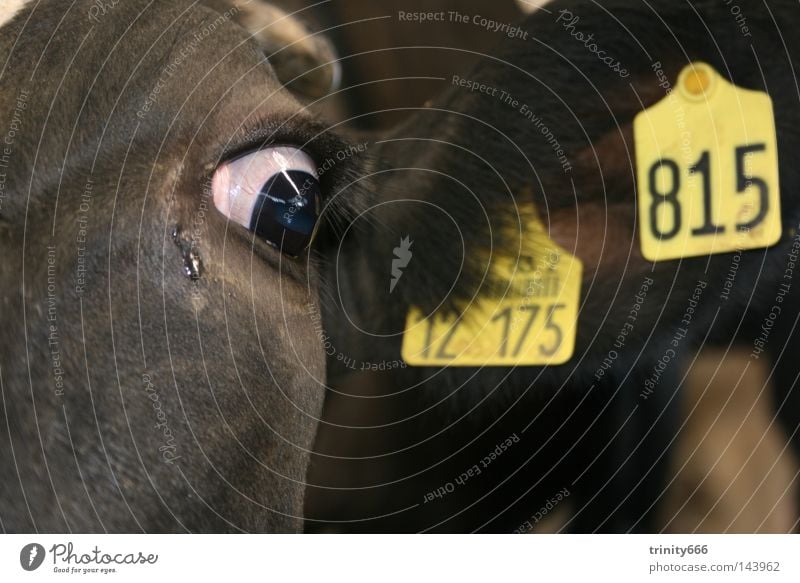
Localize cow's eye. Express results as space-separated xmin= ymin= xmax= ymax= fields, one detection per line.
xmin=211 ymin=146 xmax=320 ymax=257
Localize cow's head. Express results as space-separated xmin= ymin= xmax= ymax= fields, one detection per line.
xmin=0 ymin=0 xmax=347 ymax=532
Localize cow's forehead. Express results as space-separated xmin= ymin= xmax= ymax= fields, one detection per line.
xmin=1 ymin=0 xmax=289 ymax=113
xmin=0 ymin=0 xmax=30 ymax=30
xmin=0 ymin=0 xmax=248 ymax=42
xmin=0 ymin=0 xmax=307 ymax=207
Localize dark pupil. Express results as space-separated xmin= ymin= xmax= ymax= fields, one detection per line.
xmin=250 ymin=170 xmax=320 ymax=256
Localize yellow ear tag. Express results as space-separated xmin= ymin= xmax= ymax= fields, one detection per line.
xmin=635 ymin=62 xmax=781 ymax=261
xmin=401 ymin=212 xmax=583 ymax=367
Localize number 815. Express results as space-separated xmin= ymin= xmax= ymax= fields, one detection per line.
xmin=648 ymin=144 xmax=769 ymax=239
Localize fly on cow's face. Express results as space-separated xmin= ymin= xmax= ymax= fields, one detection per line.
xmin=211 ymin=145 xmax=321 ymax=258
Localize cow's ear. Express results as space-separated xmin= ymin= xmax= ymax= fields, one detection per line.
xmin=568 ymin=67 xmax=680 ymax=207
xmin=515 ymin=0 xmax=554 ymax=15
xmin=228 ymin=1 xmax=341 ymax=99
xmin=0 ymin=0 xmax=28 ymax=29
xmin=543 ymin=72 xmax=675 ymax=274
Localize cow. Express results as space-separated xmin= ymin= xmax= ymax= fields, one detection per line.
xmin=3 ymin=0 xmax=799 ymax=534
xmin=307 ymin=0 xmax=800 ymax=532
xmin=0 ymin=0 xmax=346 ymax=532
